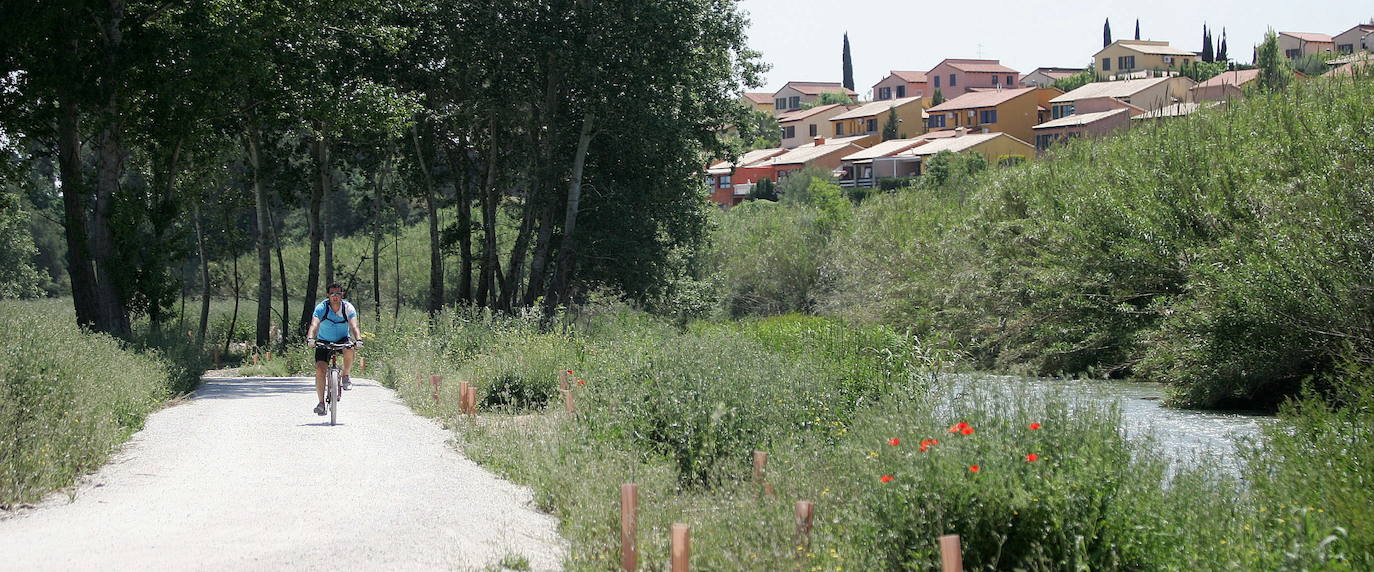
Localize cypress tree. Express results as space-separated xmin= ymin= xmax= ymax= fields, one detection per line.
xmin=1257 ymin=28 xmax=1290 ymax=92
xmin=1135 ymin=19 xmax=1140 ymax=40
xmin=932 ymin=88 xmax=945 ymax=106
xmin=1202 ymin=24 xmax=1214 ymax=63
xmin=1104 ymin=18 xmax=1112 ymax=47
xmin=842 ymin=32 xmax=855 ymax=92
xmin=1218 ymin=28 xmax=1229 ymax=63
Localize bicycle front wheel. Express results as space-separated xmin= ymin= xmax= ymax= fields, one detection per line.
xmin=327 ymin=368 xmax=340 ymax=426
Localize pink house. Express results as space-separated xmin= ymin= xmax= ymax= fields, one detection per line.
xmin=1032 ymin=96 xmax=1146 ymax=151
xmin=926 ymin=59 xmax=1020 ymax=98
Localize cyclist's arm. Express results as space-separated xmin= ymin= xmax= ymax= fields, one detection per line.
xmin=347 ymin=316 xmax=362 ymax=343
xmin=306 ymin=316 xmax=322 ymax=340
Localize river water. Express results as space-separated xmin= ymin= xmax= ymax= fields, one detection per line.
xmin=954 ymin=374 xmax=1279 ymax=472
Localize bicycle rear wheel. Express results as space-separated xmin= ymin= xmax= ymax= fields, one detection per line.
xmin=327 ymin=367 xmax=340 ymax=426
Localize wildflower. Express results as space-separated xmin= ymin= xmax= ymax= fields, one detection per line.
xmin=888 ymin=438 xmax=901 ymax=446
xmin=961 ymin=426 xmax=974 ymax=435
xmin=577 ymin=380 xmax=587 ymax=386
xmin=880 ymin=475 xmax=894 ymax=483
xmin=1029 ymin=423 xmax=1041 ymax=430
xmin=566 ymin=369 xmax=574 ymax=375
xmin=948 ymin=421 xmax=970 ymax=433
xmin=968 ymin=465 xmax=980 ymax=473
xmin=1025 ymin=453 xmax=1038 ymax=462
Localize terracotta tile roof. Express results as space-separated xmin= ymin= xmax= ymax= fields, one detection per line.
xmin=796 ymin=134 xmax=872 ymax=148
xmin=1192 ymin=69 xmax=1261 ymax=89
xmin=892 ymin=133 xmax=1027 ymax=156
xmin=778 ymin=104 xmax=848 ymax=123
xmin=891 ymin=70 xmax=928 ymax=83
xmin=941 ymin=59 xmax=1018 ymax=74
xmin=1033 ymin=109 xmax=1131 ymax=129
xmin=707 ymin=147 xmax=787 ymax=173
xmin=1051 ymin=77 xmax=1175 ymax=102
xmin=779 ymin=81 xmax=860 ymax=97
xmin=759 ymin=142 xmax=863 ymax=166
xmin=742 ymin=93 xmax=773 ymax=104
xmin=926 ymin=87 xmax=1037 ymax=112
xmin=1111 ymin=41 xmax=1196 ymax=56
xmin=839 ymin=139 xmax=927 ymax=162
xmin=1280 ymin=31 xmax=1334 ymax=43
xmin=1132 ymin=102 xmax=1218 ymax=119
xmin=831 ymin=96 xmax=924 ymax=120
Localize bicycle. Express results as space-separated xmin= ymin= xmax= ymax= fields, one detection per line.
xmin=316 ymin=340 xmax=356 ymax=426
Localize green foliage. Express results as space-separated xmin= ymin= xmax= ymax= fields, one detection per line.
xmin=1179 ymin=60 xmax=1229 ymax=82
xmin=746 ymin=177 xmax=777 ymax=202
xmin=881 ymin=107 xmax=900 ymax=141
xmin=802 ymin=91 xmax=855 ymax=109
xmin=0 ymin=190 xmax=45 ymax=299
xmin=734 ymin=105 xmax=781 ymax=150
xmin=931 ymin=87 xmax=945 ymax=106
xmin=0 ymin=300 xmax=186 ymax=506
xmin=1050 ymin=68 xmax=1096 ymax=92
xmin=1291 ymin=53 xmax=1331 ymax=77
xmin=921 ymin=150 xmax=986 ymax=187
xmin=707 ymin=201 xmax=827 ymax=316
xmin=1257 ymin=29 xmax=1292 ymax=92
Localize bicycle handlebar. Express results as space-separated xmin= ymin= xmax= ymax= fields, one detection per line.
xmin=314 ymin=340 xmax=357 ymax=350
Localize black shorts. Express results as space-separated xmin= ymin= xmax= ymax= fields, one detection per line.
xmin=314 ymin=337 xmax=353 ymax=363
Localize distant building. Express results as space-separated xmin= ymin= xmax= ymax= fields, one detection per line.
xmin=770 ymin=82 xmax=859 ymax=115
xmin=1033 ymin=96 xmax=1147 ymax=151
xmin=925 ymin=87 xmax=1060 ymax=143
xmin=835 ymin=131 xmax=1034 ymax=187
xmin=828 ymin=96 xmax=927 ymax=142
xmin=1093 ymin=40 xmax=1196 ymax=80
xmin=1278 ymin=32 xmax=1335 ymax=59
xmin=1190 ymin=69 xmax=1261 ymax=102
xmin=731 ymin=138 xmax=865 ymax=193
xmin=705 ymin=147 xmax=789 ymax=207
xmin=778 ymin=104 xmax=852 ymax=149
xmin=871 ymin=71 xmax=930 ymax=101
xmin=1050 ymin=76 xmax=1196 ymax=116
xmin=1021 ymin=67 xmax=1084 ymax=87
xmin=926 ymin=59 xmax=1020 ymax=98
xmin=740 ymin=93 xmax=774 ymax=113
xmin=1333 ymin=24 xmax=1374 ymax=55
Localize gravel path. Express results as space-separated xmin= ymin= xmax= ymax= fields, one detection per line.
xmin=0 ymin=375 xmax=566 ymax=571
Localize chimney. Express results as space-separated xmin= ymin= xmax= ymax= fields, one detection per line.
xmin=814 ymin=136 xmax=826 ymax=146
xmin=954 ymin=127 xmax=967 ymax=137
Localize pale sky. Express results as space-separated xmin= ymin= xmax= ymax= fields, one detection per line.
xmin=736 ymin=0 xmax=1373 ymax=96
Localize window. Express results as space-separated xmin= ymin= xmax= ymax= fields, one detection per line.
xmin=1285 ymin=48 xmax=1301 ymax=58
xmin=878 ymin=86 xmax=892 ymax=100
xmin=934 ymin=76 xmax=941 ymax=88
xmin=775 ymin=97 xmax=787 ymax=109
xmin=809 ymin=124 xmax=817 ymax=137
xmin=718 ymin=175 xmax=732 ymax=188
xmin=895 ymin=85 xmax=906 ymax=98
xmin=1102 ymin=57 xmax=1111 ymax=71
xmin=928 ymin=115 xmax=946 ymax=128
xmin=788 ymin=96 xmax=800 ymax=109
xmin=1052 ymin=102 xmax=1075 ymax=119
xmin=949 ymin=74 xmax=957 ymax=87
xmin=866 ymin=118 xmax=878 ymax=132
xmin=1008 ymin=75 xmax=1015 ymax=85
xmin=782 ymin=125 xmax=795 ymax=139
xmin=835 ymin=122 xmax=845 ymax=135
xmin=1035 ymin=133 xmax=1060 ymax=151
xmin=1117 ymin=55 xmax=1135 ymax=70
xmin=979 ymin=109 xmax=998 ymax=124
xmin=1338 ymin=43 xmax=1354 ymax=54
xmin=992 ymin=75 xmax=999 ymax=86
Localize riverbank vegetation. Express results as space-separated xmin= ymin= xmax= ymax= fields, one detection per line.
xmin=716 ymin=71 xmax=1374 ymax=410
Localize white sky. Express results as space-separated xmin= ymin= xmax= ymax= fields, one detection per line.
xmin=736 ymin=0 xmax=1373 ymax=96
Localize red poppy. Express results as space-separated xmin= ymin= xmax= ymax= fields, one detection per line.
xmin=948 ymin=421 xmax=970 ymax=433
xmin=566 ymin=369 xmax=574 ymax=375
xmin=960 ymin=427 xmax=975 ymax=435
xmin=888 ymin=438 xmax=901 ymax=446
xmin=968 ymin=465 xmax=980 ymax=473
xmin=880 ymin=475 xmax=894 ymax=483
xmin=1029 ymin=423 xmax=1041 ymax=430
xmin=577 ymin=380 xmax=587 ymax=386
xmin=1025 ymin=453 xmax=1038 ymax=462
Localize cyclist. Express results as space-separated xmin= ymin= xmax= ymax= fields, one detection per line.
xmin=305 ymin=283 xmax=363 ymax=416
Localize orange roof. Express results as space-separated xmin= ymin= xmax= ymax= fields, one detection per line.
xmin=940 ymin=59 xmax=1018 ymax=74
xmin=831 ymin=96 xmax=924 ymax=121
xmin=778 ymin=103 xmax=848 ymax=123
xmin=758 ymin=142 xmax=862 ymax=167
xmin=1280 ymin=31 xmax=1334 ymax=43
xmin=1193 ymin=69 xmax=1261 ymax=89
xmin=742 ymin=92 xmax=773 ymax=104
xmin=926 ymin=87 xmax=1038 ymax=112
xmin=1108 ymin=41 xmax=1196 ymax=56
xmin=891 ymin=70 xmax=928 ymax=83
xmin=779 ymin=81 xmax=860 ymax=97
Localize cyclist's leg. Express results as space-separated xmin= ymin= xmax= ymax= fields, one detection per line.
xmin=341 ymin=348 xmax=355 ymax=388
xmin=314 ymin=359 xmax=328 ymax=403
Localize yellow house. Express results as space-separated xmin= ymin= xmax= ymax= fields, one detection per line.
xmin=740 ymin=93 xmax=774 ymax=113
xmin=778 ymin=104 xmax=852 ymax=149
xmin=924 ymin=87 xmax=1060 ymax=144
xmin=827 ymin=96 xmax=926 ymax=142
xmin=771 ymin=81 xmax=859 ymax=115
xmin=1278 ymin=32 xmax=1335 ymax=58
xmin=1093 ymin=40 xmax=1196 ymax=80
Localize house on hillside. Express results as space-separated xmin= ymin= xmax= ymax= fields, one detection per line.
xmin=740 ymin=93 xmax=774 ymax=113
xmin=1033 ymin=97 xmax=1146 ymax=151
xmin=1050 ymin=76 xmax=1195 ymax=115
xmin=1021 ymin=67 xmax=1084 ymax=87
xmin=731 ymin=138 xmax=866 ymax=195
xmin=1333 ymin=23 xmax=1374 ymax=54
xmin=1093 ymin=41 xmax=1196 ymax=80
xmin=872 ymin=71 xmax=930 ymax=101
xmin=924 ymin=87 xmax=1060 ymax=143
xmin=771 ymin=82 xmax=859 ymax=115
xmin=778 ymin=104 xmax=852 ymax=149
xmin=828 ymin=96 xmax=927 ymax=143
xmin=1190 ymin=69 xmax=1261 ymax=101
xmin=927 ymin=59 xmax=1020 ymax=98
xmin=835 ymin=131 xmax=1034 ymax=187
xmin=704 ymin=147 xmax=788 ymax=206
xmin=1278 ymin=32 xmax=1335 ymax=59
xmin=1324 ymin=51 xmax=1373 ymax=77
xmin=1132 ymin=101 xmax=1223 ymax=121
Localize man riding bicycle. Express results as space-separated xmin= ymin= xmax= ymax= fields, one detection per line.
xmin=305 ymin=283 xmax=363 ymax=416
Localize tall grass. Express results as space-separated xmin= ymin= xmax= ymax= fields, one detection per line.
xmin=0 ymin=299 xmax=201 ymax=506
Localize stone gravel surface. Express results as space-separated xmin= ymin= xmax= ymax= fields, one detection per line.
xmin=0 ymin=375 xmax=566 ymax=571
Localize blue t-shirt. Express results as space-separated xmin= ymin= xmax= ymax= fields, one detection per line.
xmin=313 ymin=300 xmax=357 ymax=342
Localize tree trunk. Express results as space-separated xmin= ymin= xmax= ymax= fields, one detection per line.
xmin=522 ymin=51 xmax=565 ymax=308
xmin=298 ymin=133 xmax=326 ymax=335
xmin=87 ymin=0 xmax=130 ymax=337
xmin=244 ymin=123 xmax=272 ymax=348
xmin=194 ymin=197 xmax=210 ymax=347
xmin=444 ymin=137 xmax=474 ymax=305
xmin=225 ymin=239 xmax=241 ymax=359
xmin=56 ymin=94 xmax=99 ymax=330
xmin=322 ymin=137 xmax=334 ymax=287
xmin=412 ymin=124 xmax=443 ymax=317
xmin=372 ymin=164 xmax=384 ymax=320
xmin=542 ymin=114 xmax=594 ymax=318
xmin=477 ymin=119 xmax=502 ymax=308
xmin=268 ymin=201 xmax=288 ymax=347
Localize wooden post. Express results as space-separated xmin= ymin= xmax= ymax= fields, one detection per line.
xmin=562 ymin=388 xmax=576 ymax=413
xmin=794 ymin=500 xmax=815 ymax=552
xmin=265 ymin=351 xmax=272 ymax=362
xmin=752 ymin=451 xmax=775 ymax=496
xmin=430 ymin=374 xmax=441 ymax=403
xmin=465 ymin=385 xmax=477 ymax=416
xmin=670 ymin=524 xmax=690 ymax=572
xmin=359 ymin=356 xmax=366 ymax=372
xmin=620 ymin=483 xmax=638 ymax=571
xmin=459 ymin=381 xmax=470 ymax=413
xmin=938 ymin=534 xmax=963 ymax=572
xmin=558 ymin=369 xmax=570 ymax=391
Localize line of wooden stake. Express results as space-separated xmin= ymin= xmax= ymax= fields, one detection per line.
xmin=794 ymin=500 xmax=815 ymax=552
xmin=621 ymin=483 xmax=638 ymax=570
xmin=939 ymin=534 xmax=963 ymax=572
xmin=670 ymin=523 xmax=690 ymax=572
xmin=752 ymin=450 xmax=775 ymax=497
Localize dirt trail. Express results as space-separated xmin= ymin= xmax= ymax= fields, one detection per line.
xmin=0 ymin=375 xmax=566 ymax=571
